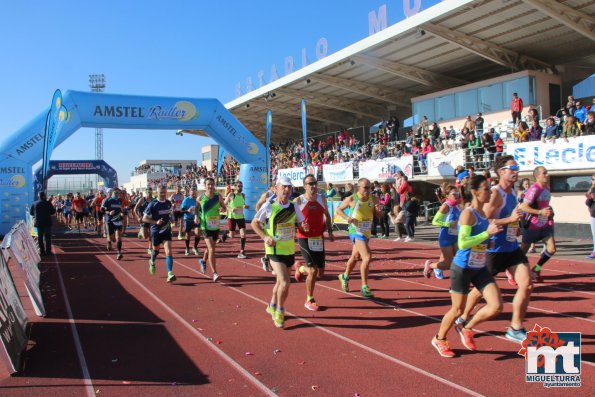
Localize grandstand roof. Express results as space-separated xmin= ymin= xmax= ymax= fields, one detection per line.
xmin=223 ymin=0 xmax=595 ymax=143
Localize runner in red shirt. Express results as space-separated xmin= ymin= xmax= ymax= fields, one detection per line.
xmin=72 ymin=192 xmax=87 ymax=232
xmin=91 ymin=191 xmax=106 ymax=237
xmin=294 ymin=173 xmax=334 ymax=311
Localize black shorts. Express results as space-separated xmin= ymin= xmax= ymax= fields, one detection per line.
xmin=486 ymin=248 xmax=529 ymax=276
xmin=173 ymin=211 xmax=184 ymax=221
xmin=202 ymin=229 xmax=220 ymax=240
xmin=184 ymin=219 xmax=199 ymax=232
xmin=228 ymin=218 xmax=246 ymax=231
xmin=268 ymin=254 xmax=295 ymax=268
xmin=75 ymin=212 xmax=84 ymax=221
xmin=297 ymin=238 xmax=325 ymax=268
xmin=522 ymin=226 xmax=554 ymax=245
xmin=450 ymin=264 xmax=494 ymax=295
xmin=151 ymin=229 xmax=172 ymax=247
xmin=106 ymin=221 xmax=122 ymax=235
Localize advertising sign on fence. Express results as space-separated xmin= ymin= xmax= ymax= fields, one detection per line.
xmin=426 ymin=150 xmax=466 ymax=177
xmin=277 ymin=165 xmax=318 ymax=187
xmin=322 ymin=162 xmax=353 ymax=182
xmin=358 ymin=156 xmax=413 ymax=180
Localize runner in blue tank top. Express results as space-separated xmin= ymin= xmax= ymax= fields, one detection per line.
xmin=457 ymin=155 xmax=533 ymax=344
xmin=424 ymin=183 xmax=462 ymax=280
xmin=432 ymin=175 xmax=503 ymax=358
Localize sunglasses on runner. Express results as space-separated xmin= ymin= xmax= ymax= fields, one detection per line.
xmin=305 ymin=181 xmax=318 ymax=186
xmin=500 ymin=164 xmax=520 ymax=171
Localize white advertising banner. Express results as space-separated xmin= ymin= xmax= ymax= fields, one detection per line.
xmin=358 ymin=156 xmax=413 ymax=180
xmin=427 ymin=150 xmax=466 ymax=177
xmin=506 ymin=135 xmax=595 ymax=172
xmin=322 ymin=162 xmax=353 ymax=182
xmin=277 ymin=165 xmax=318 ymax=187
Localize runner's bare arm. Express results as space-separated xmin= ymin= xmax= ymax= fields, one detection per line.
xmin=336 ymin=196 xmax=354 ymax=223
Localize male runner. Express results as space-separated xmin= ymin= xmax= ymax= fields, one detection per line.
xmin=225 ymin=181 xmax=250 ymax=259
xmin=255 ymin=182 xmax=277 ymax=272
xmin=520 ymin=166 xmax=556 ymax=283
xmin=181 ymin=187 xmax=201 ymax=256
xmin=134 ymin=188 xmax=153 ymax=255
xmin=251 ymin=176 xmax=306 ymax=328
xmin=72 ymin=192 xmax=86 ymax=232
xmin=294 ymin=174 xmax=334 ymax=311
xmin=170 ymin=186 xmax=185 ymax=240
xmin=121 ymin=189 xmax=131 ymax=237
xmin=456 ymin=155 xmax=533 ymax=343
xmin=63 ymin=193 xmax=73 ymax=229
xmin=336 ymin=178 xmax=381 ymax=298
xmin=101 ymin=188 xmax=125 ymax=260
xmin=143 ymin=185 xmax=176 ymax=282
xmin=91 ymin=190 xmax=106 ymax=237
xmin=196 ymin=177 xmax=226 ymax=282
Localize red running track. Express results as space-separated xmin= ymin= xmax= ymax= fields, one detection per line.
xmin=0 ymin=227 xmax=593 ymax=396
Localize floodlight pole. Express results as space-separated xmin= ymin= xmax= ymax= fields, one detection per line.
xmin=89 ymin=74 xmax=106 ymax=190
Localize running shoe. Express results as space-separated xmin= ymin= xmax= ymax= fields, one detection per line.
xmin=266 ymin=303 xmax=276 ymax=318
xmin=116 ymin=253 xmax=123 ymax=260
xmin=404 ymin=236 xmax=413 ymax=242
xmin=149 ymin=259 xmax=156 ymax=275
xmin=102 ymin=233 xmax=106 ymax=238
xmin=147 ymin=248 xmax=153 ymax=255
xmin=423 ymin=260 xmax=432 ymax=278
xmin=361 ymin=285 xmax=374 ymax=299
xmin=304 ymin=299 xmax=320 ymax=311
xmin=459 ymin=328 xmax=477 ymax=351
xmin=586 ymin=251 xmax=595 ymax=259
xmin=338 ymin=273 xmax=349 ymax=292
xmin=167 ymin=271 xmax=177 ymax=283
xmin=137 ymin=232 xmax=142 ymax=239
xmin=213 ymin=272 xmax=220 ymax=282
xmin=185 ymin=248 xmax=190 ymax=256
xmin=193 ymin=248 xmax=199 ymax=256
xmin=237 ymin=252 xmax=247 ymax=259
xmin=434 ymin=268 xmax=445 ymax=280
xmin=505 ymin=269 xmax=517 ymax=287
xmin=505 ymin=327 xmax=527 ymax=344
xmin=431 ymin=337 xmax=455 ymax=358
xmin=294 ymin=265 xmax=303 ymax=282
xmin=273 ymin=310 xmax=285 ymax=328
xmin=531 ymin=270 xmax=543 ymax=284
xmin=393 ymin=237 xmax=402 ymax=242
xmin=199 ymin=259 xmax=207 ymax=274
xmin=260 ymin=257 xmax=270 ymax=272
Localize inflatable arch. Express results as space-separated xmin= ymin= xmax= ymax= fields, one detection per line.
xmin=33 ymin=160 xmax=119 ymax=198
xmin=0 ymin=91 xmax=267 ymax=236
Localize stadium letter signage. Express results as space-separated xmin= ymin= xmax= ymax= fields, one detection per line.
xmin=507 ymin=135 xmax=595 ymax=172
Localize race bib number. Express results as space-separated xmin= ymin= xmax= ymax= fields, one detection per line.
xmin=469 ymin=243 xmax=487 ymax=268
xmin=537 ymin=214 xmax=548 ymax=225
xmin=276 ymin=222 xmax=294 ymax=241
xmin=233 ymin=207 xmax=244 ymax=215
xmin=112 ymin=221 xmax=122 ymax=227
xmin=448 ymin=223 xmax=458 ymax=236
xmin=506 ymin=221 xmax=519 ymax=242
xmin=207 ymin=216 xmax=219 ymax=229
xmin=308 ymin=236 xmax=324 ymax=252
xmin=357 ymin=220 xmax=372 ymax=233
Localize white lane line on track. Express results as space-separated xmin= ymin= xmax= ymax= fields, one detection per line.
xmin=52 ymin=254 xmax=96 ymax=397
xmin=88 ymin=242 xmax=277 ymax=397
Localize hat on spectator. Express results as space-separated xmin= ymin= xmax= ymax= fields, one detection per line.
xmin=276 ymin=175 xmax=293 ymax=186
xmin=456 ymin=170 xmax=470 ymax=182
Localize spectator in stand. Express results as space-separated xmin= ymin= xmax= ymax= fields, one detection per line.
xmin=528 ymin=120 xmax=542 ymax=141
xmin=434 ymin=137 xmax=444 ymax=152
xmin=448 ymin=126 xmax=456 ymax=140
xmin=543 ymin=117 xmax=559 ymax=142
xmin=388 ymin=116 xmax=400 ymax=141
xmin=566 ymin=95 xmax=576 ymax=116
xmin=420 ymin=116 xmax=429 ymax=136
xmin=513 ymin=121 xmax=529 ymax=142
xmin=511 ymin=92 xmax=524 ymax=125
xmin=467 ymin=133 xmax=483 ymax=168
xmin=574 ymin=100 xmax=587 ymax=124
xmin=421 ymin=138 xmax=434 ymax=171
xmin=563 ymin=116 xmax=581 ymax=141
xmin=525 ymin=107 xmax=539 ymax=124
xmin=475 ymin=113 xmax=484 ymax=135
xmin=483 ymin=130 xmax=496 ymax=163
xmin=341 ymin=183 xmax=354 ymax=200
xmin=462 ymin=116 xmax=475 ymax=133
xmin=429 ymin=122 xmax=440 ymax=145
xmin=584 ymin=111 xmax=595 ymax=135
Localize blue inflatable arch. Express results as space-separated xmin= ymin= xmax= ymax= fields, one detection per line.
xmin=0 ymin=91 xmax=267 ymax=236
xmin=33 ymin=160 xmax=119 ymax=198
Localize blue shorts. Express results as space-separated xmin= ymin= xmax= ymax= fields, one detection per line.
xmin=439 ymin=236 xmax=457 ymax=247
xmin=349 ymin=234 xmax=369 ymax=243
xmin=151 ymin=229 xmax=172 ymax=247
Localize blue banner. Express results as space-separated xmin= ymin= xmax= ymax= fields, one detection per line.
xmin=265 ymin=110 xmax=272 ymax=183
xmin=42 ymin=90 xmax=66 ymax=191
xmin=301 ymin=99 xmax=308 ymax=167
xmin=217 ymin=147 xmax=225 ymax=175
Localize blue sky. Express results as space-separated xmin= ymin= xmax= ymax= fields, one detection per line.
xmin=0 ymin=0 xmax=439 ymax=184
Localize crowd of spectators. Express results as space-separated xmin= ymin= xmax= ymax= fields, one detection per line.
xmin=134 ymin=95 xmax=594 ymax=190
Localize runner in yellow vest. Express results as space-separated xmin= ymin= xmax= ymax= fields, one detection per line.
xmin=225 ymin=181 xmax=250 ymax=259
xmin=336 ymin=178 xmax=382 ymax=298
xmin=252 ymin=176 xmax=307 ymax=328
